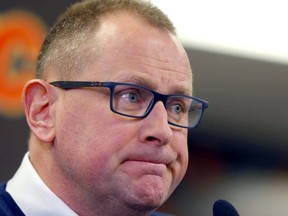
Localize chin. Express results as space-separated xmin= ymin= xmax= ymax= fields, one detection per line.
xmin=124 ymin=179 xmax=169 ymax=211
xmin=126 ymin=196 xmax=164 ymax=212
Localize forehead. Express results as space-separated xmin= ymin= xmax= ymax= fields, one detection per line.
xmin=82 ymin=13 xmax=192 ymax=94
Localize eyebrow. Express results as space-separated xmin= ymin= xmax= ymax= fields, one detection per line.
xmin=116 ymin=75 xmax=192 ymax=96
xmin=173 ymin=86 xmax=192 ymax=96
xmin=115 ymin=74 xmax=155 ymax=88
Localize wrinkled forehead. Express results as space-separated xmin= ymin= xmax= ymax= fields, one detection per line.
xmin=80 ymin=13 xmax=193 ymax=93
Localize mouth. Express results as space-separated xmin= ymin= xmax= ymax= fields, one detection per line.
xmin=121 ymin=159 xmax=168 ymax=177
xmin=120 ymin=149 xmax=176 ymax=178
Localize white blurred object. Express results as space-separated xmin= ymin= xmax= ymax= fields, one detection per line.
xmin=151 ymin=0 xmax=288 ymax=65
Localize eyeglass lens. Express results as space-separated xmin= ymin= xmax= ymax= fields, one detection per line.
xmin=111 ymin=84 xmax=204 ymax=128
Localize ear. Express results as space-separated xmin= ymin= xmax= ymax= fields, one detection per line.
xmin=23 ymin=79 xmax=57 ymax=143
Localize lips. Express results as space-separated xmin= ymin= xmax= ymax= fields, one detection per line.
xmin=120 ymin=151 xmax=176 ymax=177
xmin=124 ymin=151 xmax=176 ymax=166
xmin=121 ymin=160 xmax=168 ymax=177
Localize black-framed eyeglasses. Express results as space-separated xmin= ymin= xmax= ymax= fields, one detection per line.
xmin=50 ymin=81 xmax=208 ymax=129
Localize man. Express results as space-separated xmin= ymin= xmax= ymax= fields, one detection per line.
xmin=0 ymin=0 xmax=208 ymax=215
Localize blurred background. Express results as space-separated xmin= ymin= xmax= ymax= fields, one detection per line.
xmin=0 ymin=0 xmax=287 ymax=215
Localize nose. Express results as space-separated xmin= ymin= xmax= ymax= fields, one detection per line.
xmin=138 ymin=101 xmax=174 ymax=146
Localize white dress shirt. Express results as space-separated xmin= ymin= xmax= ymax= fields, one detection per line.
xmin=6 ymin=152 xmax=78 ymax=216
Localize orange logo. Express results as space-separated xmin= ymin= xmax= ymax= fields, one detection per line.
xmin=0 ymin=10 xmax=46 ymax=117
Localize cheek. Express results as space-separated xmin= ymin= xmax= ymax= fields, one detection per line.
xmin=53 ymin=97 xmax=110 ymax=169
xmin=170 ymin=133 xmax=189 ymax=190
xmin=53 ymin=97 xmax=137 ymax=180
xmin=179 ymin=143 xmax=189 ymax=178
xmin=56 ymin=92 xmax=112 ymax=146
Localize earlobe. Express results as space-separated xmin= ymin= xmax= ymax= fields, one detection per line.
xmin=23 ymin=79 xmax=56 ymax=143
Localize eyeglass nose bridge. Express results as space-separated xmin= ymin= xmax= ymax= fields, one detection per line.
xmin=141 ymin=91 xmax=170 ymax=118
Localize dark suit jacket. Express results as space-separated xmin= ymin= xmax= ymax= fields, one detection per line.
xmin=0 ymin=183 xmax=25 ymax=215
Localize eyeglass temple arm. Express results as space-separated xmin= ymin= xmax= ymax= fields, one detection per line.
xmin=49 ymin=81 xmax=104 ymax=89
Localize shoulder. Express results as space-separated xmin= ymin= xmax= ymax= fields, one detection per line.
xmin=0 ymin=182 xmax=25 ymax=216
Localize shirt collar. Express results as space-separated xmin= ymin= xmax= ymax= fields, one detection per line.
xmin=6 ymin=152 xmax=78 ymax=216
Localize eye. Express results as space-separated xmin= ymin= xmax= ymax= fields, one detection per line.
xmin=166 ymin=97 xmax=189 ymax=116
xmin=170 ymin=103 xmax=184 ymax=114
xmin=113 ymin=84 xmax=153 ymax=113
xmin=121 ymin=92 xmax=139 ymax=104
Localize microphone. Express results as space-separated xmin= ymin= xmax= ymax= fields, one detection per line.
xmin=213 ymin=199 xmax=240 ymax=216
